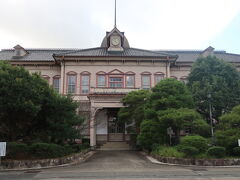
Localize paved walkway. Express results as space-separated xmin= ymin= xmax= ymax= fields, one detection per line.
xmin=1 ymin=151 xmax=240 ymax=180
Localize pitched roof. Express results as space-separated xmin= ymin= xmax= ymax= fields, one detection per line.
xmin=156 ymin=50 xmax=240 ymax=63
xmin=53 ymin=47 xmax=176 ymax=58
xmin=1 ymin=47 xmax=240 ymax=63
xmin=0 ymin=49 xmax=76 ymax=62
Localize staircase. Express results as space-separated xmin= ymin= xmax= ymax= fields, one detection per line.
xmin=99 ymin=142 xmax=131 ymax=151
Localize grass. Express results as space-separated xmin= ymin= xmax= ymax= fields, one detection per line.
xmin=152 ymin=146 xmax=184 ymax=158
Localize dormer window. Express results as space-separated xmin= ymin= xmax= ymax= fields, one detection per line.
xmin=13 ymin=44 xmax=28 ymax=58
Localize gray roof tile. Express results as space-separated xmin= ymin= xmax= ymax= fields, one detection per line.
xmin=1 ymin=47 xmax=240 ymax=63
xmin=0 ymin=49 xmax=76 ymax=62
xmin=156 ymin=50 xmax=240 ymax=62
xmin=53 ymin=47 xmax=176 ymax=58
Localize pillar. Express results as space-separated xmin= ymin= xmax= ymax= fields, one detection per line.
xmin=90 ymin=107 xmax=97 ymax=149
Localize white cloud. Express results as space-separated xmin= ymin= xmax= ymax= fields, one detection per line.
xmin=0 ymin=0 xmax=239 ymax=51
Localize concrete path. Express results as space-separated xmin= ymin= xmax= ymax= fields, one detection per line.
xmin=1 ymin=151 xmax=240 ymax=180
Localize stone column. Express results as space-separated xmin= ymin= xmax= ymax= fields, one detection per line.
xmin=60 ymin=61 xmax=65 ymax=94
xmin=90 ymin=107 xmax=98 ymax=149
xmin=166 ymin=61 xmax=171 ymax=78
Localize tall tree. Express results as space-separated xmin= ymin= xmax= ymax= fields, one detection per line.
xmin=187 ymin=56 xmax=240 ymax=120
xmin=118 ymin=90 xmax=150 ymax=133
xmin=138 ymin=79 xmax=207 ymax=147
xmin=145 ymin=78 xmax=195 ymax=119
xmin=0 ymin=61 xmax=83 ymax=143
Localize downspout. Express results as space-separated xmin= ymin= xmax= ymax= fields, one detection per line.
xmin=62 ymin=56 xmax=65 ymax=94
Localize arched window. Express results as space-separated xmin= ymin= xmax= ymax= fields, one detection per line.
xmin=141 ymin=72 xmax=151 ymax=89
xmin=80 ymin=71 xmax=91 ymax=94
xmin=96 ymin=71 xmax=106 ymax=88
xmin=125 ymin=71 xmax=135 ymax=88
xmin=154 ymin=72 xmax=165 ymax=85
xmin=53 ymin=75 xmax=60 ymax=93
xmin=42 ymin=75 xmax=50 ymax=83
xmin=170 ymin=76 xmax=178 ymax=80
xmin=67 ymin=71 xmax=77 ymax=94
xmin=180 ymin=76 xmax=188 ymax=84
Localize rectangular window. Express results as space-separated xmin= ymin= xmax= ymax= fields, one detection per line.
xmin=81 ymin=75 xmax=90 ymax=94
xmin=53 ymin=78 xmax=60 ymax=93
xmin=126 ymin=75 xmax=134 ymax=88
xmin=155 ymin=74 xmax=164 ymax=84
xmin=109 ymin=77 xmax=123 ymax=88
xmin=97 ymin=75 xmax=106 ymax=87
xmin=142 ymin=75 xmax=151 ymax=89
xmin=67 ymin=75 xmax=76 ymax=94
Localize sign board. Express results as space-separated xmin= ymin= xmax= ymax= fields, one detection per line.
xmin=238 ymin=139 xmax=240 ymax=147
xmin=0 ymin=142 xmax=6 ymax=157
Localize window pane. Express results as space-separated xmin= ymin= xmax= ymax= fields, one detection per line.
xmin=81 ymin=75 xmax=89 ymax=86
xmin=109 ymin=77 xmax=123 ymax=88
xmin=142 ymin=75 xmax=150 ymax=89
xmin=68 ymin=75 xmax=76 ymax=94
xmin=97 ymin=75 xmax=106 ymax=87
xmin=81 ymin=86 xmax=89 ymax=94
xmin=155 ymin=74 xmax=164 ymax=84
xmin=81 ymin=75 xmax=90 ymax=94
xmin=110 ymin=77 xmax=122 ymax=82
xmin=126 ymin=76 xmax=134 ymax=88
xmin=53 ymin=78 xmax=60 ymax=92
xmin=110 ymin=83 xmax=123 ymax=88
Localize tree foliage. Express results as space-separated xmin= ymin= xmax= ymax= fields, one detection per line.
xmin=0 ymin=61 xmax=83 ymax=143
xmin=157 ymin=108 xmax=210 ymax=141
xmin=188 ymin=56 xmax=240 ymax=119
xmin=125 ymin=78 xmax=208 ymax=149
xmin=118 ymin=90 xmax=150 ymax=133
xmin=214 ymin=105 xmax=240 ymax=155
xmin=148 ymin=78 xmax=195 ymax=112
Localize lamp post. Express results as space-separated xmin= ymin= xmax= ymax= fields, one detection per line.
xmin=208 ymin=93 xmax=214 ymax=144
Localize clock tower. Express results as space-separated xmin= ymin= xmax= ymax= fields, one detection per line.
xmin=107 ymin=29 xmax=124 ymax=52
xmin=100 ymin=0 xmax=130 ymax=52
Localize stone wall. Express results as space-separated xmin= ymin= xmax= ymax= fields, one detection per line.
xmin=151 ymin=154 xmax=240 ymax=166
xmin=1 ymin=149 xmax=94 ymax=170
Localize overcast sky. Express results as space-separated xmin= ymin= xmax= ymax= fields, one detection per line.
xmin=0 ymin=0 xmax=240 ymax=53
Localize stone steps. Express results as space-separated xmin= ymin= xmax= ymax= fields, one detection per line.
xmin=99 ymin=142 xmax=131 ymax=151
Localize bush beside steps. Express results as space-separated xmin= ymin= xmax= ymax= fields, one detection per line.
xmin=4 ymin=142 xmax=90 ymax=160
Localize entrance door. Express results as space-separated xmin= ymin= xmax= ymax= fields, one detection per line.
xmin=108 ymin=116 xmax=125 ymax=141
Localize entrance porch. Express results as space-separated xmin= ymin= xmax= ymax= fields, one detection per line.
xmin=88 ymin=87 xmax=138 ymax=149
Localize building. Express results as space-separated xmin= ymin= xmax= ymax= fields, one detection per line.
xmin=1 ymin=25 xmax=240 ymax=149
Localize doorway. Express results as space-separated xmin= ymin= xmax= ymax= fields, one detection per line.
xmin=107 ymin=108 xmax=125 ymax=141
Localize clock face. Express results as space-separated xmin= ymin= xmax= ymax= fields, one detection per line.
xmin=111 ymin=37 xmax=120 ymax=46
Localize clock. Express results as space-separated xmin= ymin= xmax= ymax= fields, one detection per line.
xmin=111 ymin=36 xmax=120 ymax=46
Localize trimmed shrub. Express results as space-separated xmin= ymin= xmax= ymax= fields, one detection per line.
xmin=29 ymin=143 xmax=66 ymax=158
xmin=233 ymin=147 xmax=240 ymax=156
xmin=215 ymin=129 xmax=240 ymax=155
xmin=153 ymin=146 xmax=184 ymax=158
xmin=71 ymin=143 xmax=89 ymax=153
xmin=137 ymin=120 xmax=162 ymax=151
xmin=180 ymin=135 xmax=208 ymax=153
xmin=177 ymin=145 xmax=199 ymax=157
xmin=6 ymin=142 xmax=29 ymax=159
xmin=64 ymin=144 xmax=75 ymax=154
xmin=207 ymin=146 xmax=226 ymax=158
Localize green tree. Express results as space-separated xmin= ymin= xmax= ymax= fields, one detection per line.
xmin=157 ymin=108 xmax=209 ymax=142
xmin=118 ymin=90 xmax=150 ymax=133
xmin=138 ymin=79 xmax=207 ymax=148
xmin=0 ymin=61 xmax=83 ymax=143
xmin=137 ymin=120 xmax=163 ymax=151
xmin=147 ymin=78 xmax=194 ymax=114
xmin=214 ymin=105 xmax=240 ymax=155
xmin=188 ymin=56 xmax=240 ymax=120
